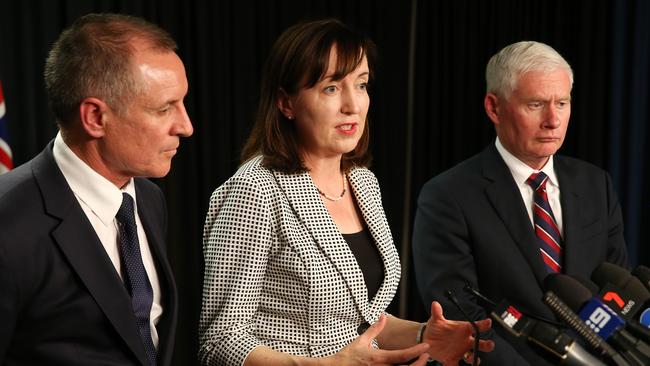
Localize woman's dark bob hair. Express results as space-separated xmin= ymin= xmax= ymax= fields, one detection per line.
xmin=241 ymin=19 xmax=376 ymax=173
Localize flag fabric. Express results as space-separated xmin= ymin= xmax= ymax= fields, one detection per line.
xmin=0 ymin=80 xmax=13 ymax=174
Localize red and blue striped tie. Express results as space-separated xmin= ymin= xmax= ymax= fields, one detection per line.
xmin=527 ymin=172 xmax=562 ymax=273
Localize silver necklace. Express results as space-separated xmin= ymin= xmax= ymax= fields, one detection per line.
xmin=317 ymin=172 xmax=346 ymax=201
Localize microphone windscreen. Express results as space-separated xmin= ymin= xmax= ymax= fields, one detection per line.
xmin=624 ymin=276 xmax=650 ymax=301
xmin=632 ymin=266 xmax=650 ymax=291
xmin=592 ymin=262 xmax=629 ymax=288
xmin=543 ymin=274 xmax=592 ymax=312
xmin=570 ymin=276 xmax=599 ymax=295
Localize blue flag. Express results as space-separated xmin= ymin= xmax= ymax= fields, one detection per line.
xmin=0 ymin=80 xmax=13 ymax=174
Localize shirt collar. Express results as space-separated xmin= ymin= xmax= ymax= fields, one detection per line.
xmin=53 ymin=132 xmax=137 ymax=226
xmin=495 ymin=137 xmax=559 ymax=188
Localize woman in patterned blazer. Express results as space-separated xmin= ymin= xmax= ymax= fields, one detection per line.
xmin=199 ymin=19 xmax=494 ymax=366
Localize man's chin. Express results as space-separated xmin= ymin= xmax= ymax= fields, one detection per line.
xmin=144 ymin=165 xmax=172 ymax=179
xmin=536 ymin=142 xmax=562 ymax=156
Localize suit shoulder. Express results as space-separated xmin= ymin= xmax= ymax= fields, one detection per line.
xmin=555 ymin=155 xmax=608 ymax=176
xmin=0 ymin=162 xmax=41 ymax=215
xmin=0 ymin=160 xmax=36 ymax=197
xmin=421 ymin=152 xmax=484 ymax=191
xmin=231 ymin=156 xmax=276 ymax=183
xmin=210 ymin=156 xmax=275 ymax=198
xmin=0 ymin=162 xmax=54 ymax=254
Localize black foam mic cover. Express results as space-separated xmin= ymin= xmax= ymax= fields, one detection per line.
xmin=593 ymin=262 xmax=630 ymax=288
xmin=632 ymin=266 xmax=650 ymax=292
xmin=544 ymin=274 xmax=593 ymax=312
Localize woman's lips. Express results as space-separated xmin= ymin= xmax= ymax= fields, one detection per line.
xmin=336 ymin=123 xmax=357 ymax=135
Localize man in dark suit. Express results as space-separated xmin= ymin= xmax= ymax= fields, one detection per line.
xmin=0 ymin=14 xmax=193 ymax=365
xmin=412 ymin=41 xmax=627 ymax=365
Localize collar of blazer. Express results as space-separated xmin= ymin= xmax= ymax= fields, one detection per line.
xmin=481 ymin=145 xmax=586 ymax=285
xmin=131 ymin=179 xmax=178 ymax=366
xmin=31 ymin=142 xmax=156 ymax=366
xmin=272 ymin=166 xmax=400 ymax=324
xmin=552 ymin=155 xmax=585 ymax=276
xmin=481 ymin=145 xmax=550 ymax=288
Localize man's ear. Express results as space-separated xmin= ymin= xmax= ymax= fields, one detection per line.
xmin=79 ymin=97 xmax=109 ymax=138
xmin=484 ymin=92 xmax=501 ymax=126
xmin=276 ymin=88 xmax=295 ymax=120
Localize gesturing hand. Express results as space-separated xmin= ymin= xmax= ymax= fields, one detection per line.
xmin=423 ymin=301 xmax=494 ymax=365
xmin=329 ymin=314 xmax=430 ymax=366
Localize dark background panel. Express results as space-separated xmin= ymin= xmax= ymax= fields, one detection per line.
xmin=1 ymin=1 xmax=648 ymax=364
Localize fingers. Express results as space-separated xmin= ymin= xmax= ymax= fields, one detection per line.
xmin=462 ymin=351 xmax=480 ymax=365
xmin=430 ymin=301 xmax=445 ymax=322
xmin=410 ymin=352 xmax=431 ymax=366
xmin=358 ymin=313 xmax=387 ymax=341
xmin=474 ymin=317 xmax=492 ymax=332
xmin=476 ymin=338 xmax=495 ymax=352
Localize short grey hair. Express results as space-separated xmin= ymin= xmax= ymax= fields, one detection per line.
xmin=485 ymin=41 xmax=573 ymax=98
xmin=44 ymin=13 xmax=177 ymax=130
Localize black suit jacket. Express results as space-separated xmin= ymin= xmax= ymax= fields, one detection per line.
xmin=0 ymin=142 xmax=178 ymax=366
xmin=412 ymin=144 xmax=627 ymax=365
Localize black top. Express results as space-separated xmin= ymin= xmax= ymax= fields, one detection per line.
xmin=342 ymin=229 xmax=384 ymax=300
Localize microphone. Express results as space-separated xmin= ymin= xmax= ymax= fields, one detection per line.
xmin=592 ymin=263 xmax=650 ymax=334
xmin=632 ymin=266 xmax=650 ymax=292
xmin=542 ymin=291 xmax=627 ymax=365
xmin=545 ymin=274 xmax=650 ymax=365
xmin=463 ymin=283 xmax=565 ymax=328
xmin=572 ymin=276 xmax=650 ymax=342
xmin=490 ymin=296 xmax=606 ymax=365
xmin=445 ymin=289 xmax=479 ymax=366
xmin=632 ymin=266 xmax=650 ymax=327
xmin=462 ymin=284 xmax=607 ymax=365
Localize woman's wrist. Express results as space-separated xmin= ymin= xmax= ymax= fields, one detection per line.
xmin=416 ymin=322 xmax=427 ymax=344
xmin=289 ymin=355 xmax=327 ymax=366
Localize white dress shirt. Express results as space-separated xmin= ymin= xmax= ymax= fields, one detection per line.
xmin=495 ymin=138 xmax=564 ymax=237
xmin=52 ymin=133 xmax=163 ymax=347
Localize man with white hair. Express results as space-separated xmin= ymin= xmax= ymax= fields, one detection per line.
xmin=412 ymin=41 xmax=627 ymax=364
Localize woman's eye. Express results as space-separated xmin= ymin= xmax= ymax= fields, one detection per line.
xmin=323 ymin=85 xmax=337 ymax=94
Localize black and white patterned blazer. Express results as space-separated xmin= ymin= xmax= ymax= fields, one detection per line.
xmin=198 ymin=156 xmax=401 ymax=365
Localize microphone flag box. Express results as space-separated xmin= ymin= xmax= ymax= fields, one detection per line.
xmin=491 ymin=300 xmax=533 ymax=337
xmin=641 ymin=308 xmax=650 ymax=328
xmin=578 ymin=298 xmax=625 ymax=340
xmin=599 ymin=282 xmax=641 ymax=320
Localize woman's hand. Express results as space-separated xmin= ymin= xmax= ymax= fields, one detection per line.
xmin=326 ymin=314 xmax=430 ymax=366
xmin=423 ymin=301 xmax=494 ymax=365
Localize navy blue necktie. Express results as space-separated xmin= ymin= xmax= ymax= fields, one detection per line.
xmin=116 ymin=193 xmax=157 ymax=365
xmin=526 ymin=172 xmax=563 ymax=273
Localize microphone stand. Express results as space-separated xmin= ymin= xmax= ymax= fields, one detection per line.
xmin=445 ymin=289 xmax=480 ymax=366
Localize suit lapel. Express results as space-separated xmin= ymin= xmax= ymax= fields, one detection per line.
xmin=347 ymin=169 xmax=400 ymax=318
xmin=134 ymin=180 xmax=177 ymax=365
xmin=554 ymin=157 xmax=582 ymax=274
xmin=481 ymin=146 xmax=548 ymax=286
xmin=33 ymin=144 xmax=149 ymax=366
xmin=272 ymin=169 xmax=373 ymax=321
